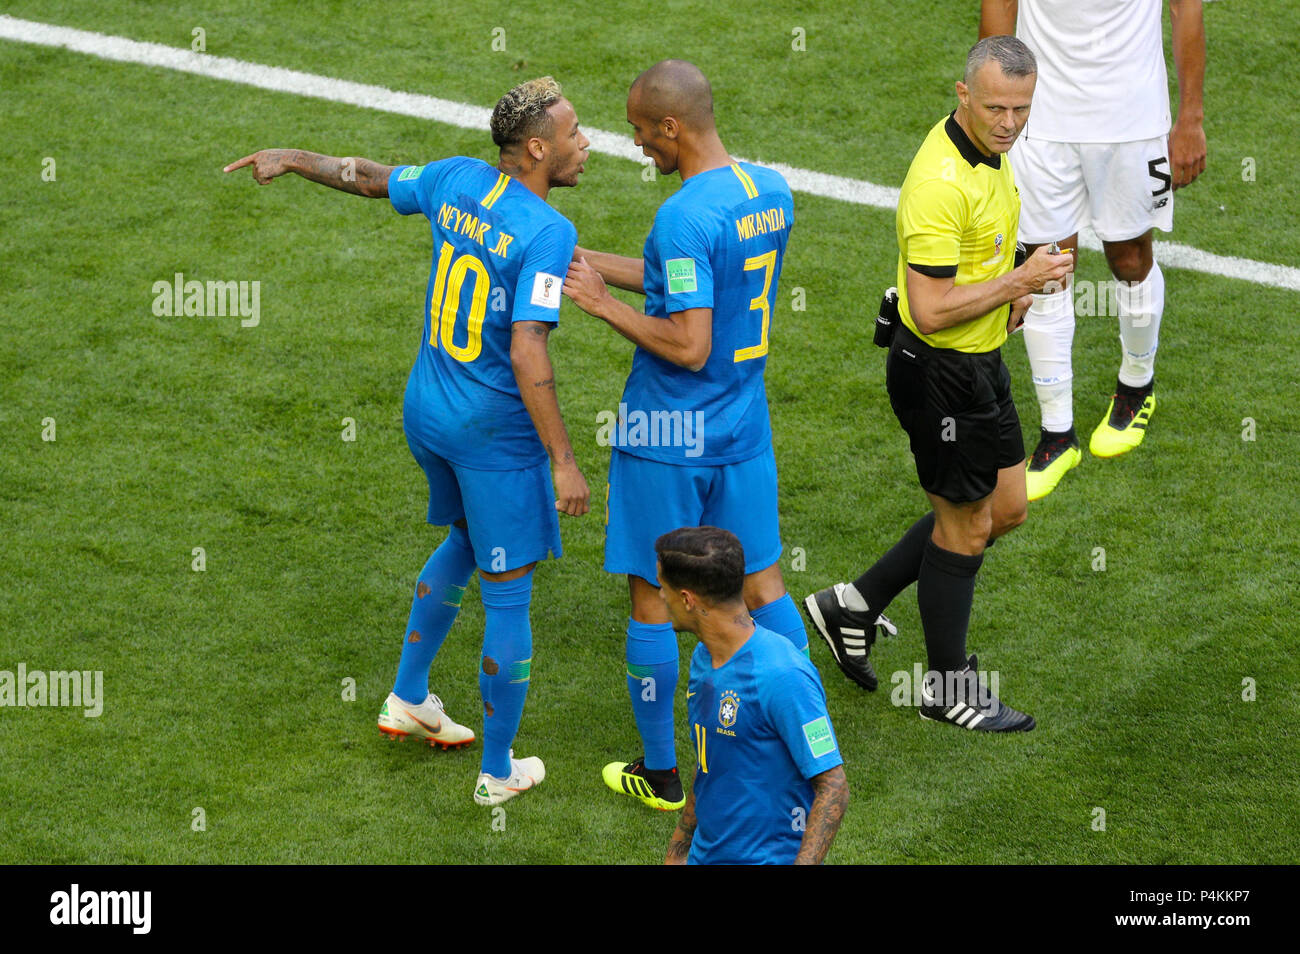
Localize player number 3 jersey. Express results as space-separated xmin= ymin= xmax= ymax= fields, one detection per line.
xmin=618 ymin=162 xmax=794 ymax=466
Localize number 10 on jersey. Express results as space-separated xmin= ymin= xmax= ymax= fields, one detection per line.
xmin=429 ymin=241 xmax=489 ymax=363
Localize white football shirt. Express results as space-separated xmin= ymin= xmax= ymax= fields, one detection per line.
xmin=1017 ymin=0 xmax=1172 ymax=143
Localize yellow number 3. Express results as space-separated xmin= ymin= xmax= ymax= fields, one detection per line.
xmin=734 ymin=250 xmax=776 ymax=363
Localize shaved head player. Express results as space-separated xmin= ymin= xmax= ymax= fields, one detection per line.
xmin=563 ymin=60 xmax=809 ymax=811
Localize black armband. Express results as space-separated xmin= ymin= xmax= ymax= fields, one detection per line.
xmin=908 ymin=262 xmax=958 ymax=279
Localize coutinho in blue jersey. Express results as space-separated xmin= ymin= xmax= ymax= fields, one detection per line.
xmin=617 ymin=162 xmax=794 ymax=465
xmin=686 ymin=626 xmax=842 ymax=865
xmin=389 ymin=157 xmax=578 ymax=470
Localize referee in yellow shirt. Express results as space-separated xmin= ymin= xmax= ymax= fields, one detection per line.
xmin=805 ymin=36 xmax=1073 ymax=731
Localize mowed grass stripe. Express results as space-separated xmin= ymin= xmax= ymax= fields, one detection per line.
xmin=1 ymin=13 xmax=1298 ymax=292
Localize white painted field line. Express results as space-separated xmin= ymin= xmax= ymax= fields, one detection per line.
xmin=2 ymin=14 xmax=1295 ymax=292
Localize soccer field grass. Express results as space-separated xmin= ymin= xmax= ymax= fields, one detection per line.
xmin=2 ymin=0 xmax=1297 ymax=864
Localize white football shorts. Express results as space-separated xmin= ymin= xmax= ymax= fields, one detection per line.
xmin=1011 ymin=135 xmax=1175 ymax=244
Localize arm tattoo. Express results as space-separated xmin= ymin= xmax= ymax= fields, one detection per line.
xmin=794 ymin=767 xmax=848 ymax=865
xmin=543 ymin=443 xmax=574 ymax=465
xmin=290 ymin=150 xmax=394 ymax=197
xmin=667 ymin=791 xmax=697 ymax=862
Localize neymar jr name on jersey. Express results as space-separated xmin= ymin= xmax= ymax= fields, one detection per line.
xmin=435 ymin=201 xmax=516 ymax=260
xmin=734 ymin=205 xmax=788 ymax=243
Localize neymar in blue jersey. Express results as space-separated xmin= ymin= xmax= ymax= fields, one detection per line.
xmin=563 ymin=60 xmax=809 ymax=812
xmin=224 ymin=77 xmax=591 ymax=806
xmin=652 ymin=527 xmax=847 ymax=865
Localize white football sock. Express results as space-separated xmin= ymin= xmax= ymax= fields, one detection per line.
xmin=1023 ymin=286 xmax=1076 ymax=431
xmin=1116 ymin=261 xmax=1163 ymax=388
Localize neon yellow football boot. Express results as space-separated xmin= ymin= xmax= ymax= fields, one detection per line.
xmin=601 ymin=757 xmax=685 ymax=811
xmin=1090 ymin=381 xmax=1156 ymax=458
xmin=1026 ymin=427 xmax=1082 ymax=501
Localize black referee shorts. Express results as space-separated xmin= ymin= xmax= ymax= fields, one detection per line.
xmin=886 ymin=323 xmax=1025 ymax=504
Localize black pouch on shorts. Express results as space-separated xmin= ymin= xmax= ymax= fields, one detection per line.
xmin=874 ymin=287 xmax=900 ymax=348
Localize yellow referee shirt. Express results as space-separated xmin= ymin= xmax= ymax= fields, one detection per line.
xmin=896 ymin=112 xmax=1020 ymax=354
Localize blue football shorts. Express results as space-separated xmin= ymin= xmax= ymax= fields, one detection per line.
xmin=407 ymin=435 xmax=561 ymax=573
xmin=604 ymin=445 xmax=783 ymax=585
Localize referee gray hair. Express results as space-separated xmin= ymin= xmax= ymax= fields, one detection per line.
xmin=964 ymin=36 xmax=1037 ymax=85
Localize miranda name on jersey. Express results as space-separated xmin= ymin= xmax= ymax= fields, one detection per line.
xmin=735 ymin=206 xmax=788 ymax=242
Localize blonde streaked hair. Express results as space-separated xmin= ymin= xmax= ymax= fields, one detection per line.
xmin=491 ymin=76 xmax=563 ymax=149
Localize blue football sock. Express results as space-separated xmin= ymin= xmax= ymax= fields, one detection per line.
xmin=479 ymin=571 xmax=534 ymax=780
xmin=392 ymin=524 xmax=477 ymax=705
xmin=626 ymin=619 xmax=679 ymax=771
xmin=751 ymin=593 xmax=809 ymax=656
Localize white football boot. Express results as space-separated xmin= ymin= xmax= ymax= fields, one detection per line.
xmin=377 ymin=692 xmax=475 ymax=749
xmin=472 ymin=752 xmax=546 ymax=806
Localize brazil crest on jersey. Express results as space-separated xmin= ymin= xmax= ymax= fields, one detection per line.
xmin=389 ymin=157 xmax=577 ymax=470
xmin=686 ymin=626 xmax=842 ymax=865
xmin=616 ymin=162 xmax=793 ymax=465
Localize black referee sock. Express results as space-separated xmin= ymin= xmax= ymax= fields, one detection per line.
xmin=852 ymin=512 xmax=936 ymax=616
xmin=917 ymin=539 xmax=984 ymax=674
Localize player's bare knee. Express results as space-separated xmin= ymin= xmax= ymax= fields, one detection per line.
xmin=743 ymin=563 xmax=786 ymax=609
xmin=479 ymin=560 xmax=536 ymax=583
xmin=1105 ymin=242 xmax=1153 ymax=283
xmin=935 ymin=514 xmax=992 ymax=556
xmin=629 ymin=574 xmax=670 ymax=624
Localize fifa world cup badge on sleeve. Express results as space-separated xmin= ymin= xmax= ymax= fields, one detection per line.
xmin=531 ymin=272 xmax=563 ymax=309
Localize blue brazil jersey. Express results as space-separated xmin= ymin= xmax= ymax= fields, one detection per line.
xmin=389 ymin=157 xmax=578 ymax=470
xmin=617 ymin=162 xmax=794 ymax=465
xmin=687 ymin=626 xmax=842 ymax=865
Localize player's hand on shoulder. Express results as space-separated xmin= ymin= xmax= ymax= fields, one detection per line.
xmin=223 ymin=149 xmax=294 ymax=185
xmin=562 ymin=257 xmax=609 ymax=315
xmin=1019 ymin=243 xmax=1074 ymax=295
xmin=552 ymin=461 xmax=590 ymax=517
xmin=1169 ymin=118 xmax=1207 ymax=190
